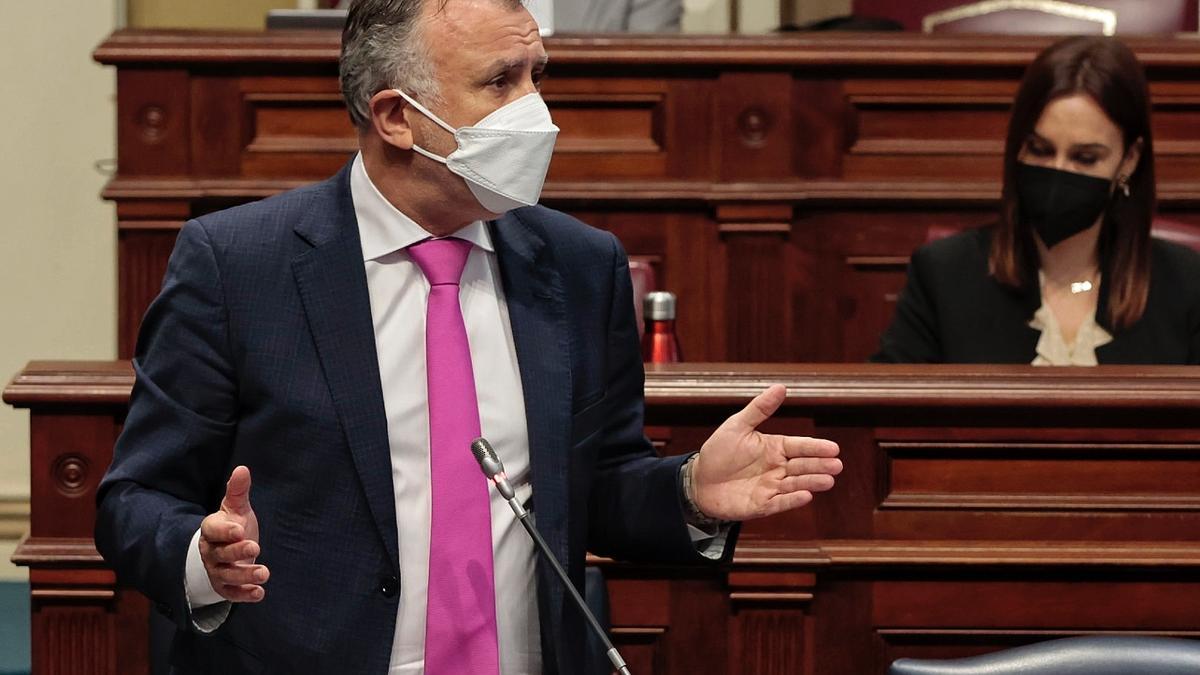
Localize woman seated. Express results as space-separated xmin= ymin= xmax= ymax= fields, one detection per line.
xmin=874 ymin=36 xmax=1200 ymax=365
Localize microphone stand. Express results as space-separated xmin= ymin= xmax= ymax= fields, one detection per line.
xmin=472 ymin=438 xmax=632 ymax=675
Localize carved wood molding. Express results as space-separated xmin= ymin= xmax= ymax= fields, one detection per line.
xmin=100 ymin=176 xmax=1009 ymax=204
xmin=30 ymin=588 xmax=115 ymax=600
xmin=878 ymin=628 xmax=1200 ymax=639
xmin=880 ymin=492 xmax=1200 ymax=511
xmin=98 ymin=176 xmax=1200 ymax=207
xmin=92 ymin=30 xmax=1200 ymax=68
xmin=13 ymin=536 xmax=106 ymax=567
xmin=3 ymin=362 xmax=134 ymax=407
xmin=10 ymin=360 xmax=1200 ymax=409
xmin=643 ymin=363 xmax=1200 ymax=408
xmin=91 ymin=174 xmax=1200 ymax=205
xmin=24 ymin=534 xmax=1200 ymax=570
xmin=728 ymin=592 xmax=814 ymax=603
xmin=733 ymin=540 xmax=1200 ymax=567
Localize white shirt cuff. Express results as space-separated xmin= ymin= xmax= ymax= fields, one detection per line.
xmin=185 ymin=527 xmax=232 ymax=632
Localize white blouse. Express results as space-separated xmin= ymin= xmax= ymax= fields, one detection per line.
xmin=1028 ymin=274 xmax=1114 ymax=366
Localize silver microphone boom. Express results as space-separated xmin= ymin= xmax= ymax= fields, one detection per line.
xmin=469 ymin=436 xmax=632 ymax=675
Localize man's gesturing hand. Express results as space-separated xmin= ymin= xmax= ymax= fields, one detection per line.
xmin=691 ymin=385 xmax=843 ymax=521
xmin=199 ymin=465 xmax=268 ymax=603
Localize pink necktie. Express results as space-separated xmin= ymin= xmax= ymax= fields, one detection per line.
xmin=408 ymin=238 xmax=500 ymax=674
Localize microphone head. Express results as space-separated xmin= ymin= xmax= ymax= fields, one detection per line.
xmin=470 ymin=437 xmax=503 ymax=478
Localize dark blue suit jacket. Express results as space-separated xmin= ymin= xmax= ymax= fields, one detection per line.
xmin=95 ymin=162 xmax=725 ymax=674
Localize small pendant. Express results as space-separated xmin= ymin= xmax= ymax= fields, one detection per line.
xmin=1070 ymin=280 xmax=1093 ymax=294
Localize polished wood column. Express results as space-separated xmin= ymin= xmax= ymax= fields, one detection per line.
xmin=4 ymin=363 xmax=147 ymax=675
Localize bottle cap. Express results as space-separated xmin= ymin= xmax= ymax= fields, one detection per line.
xmin=643 ymin=291 xmax=676 ymax=321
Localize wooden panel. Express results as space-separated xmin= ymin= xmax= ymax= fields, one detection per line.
xmin=724 ymin=232 xmax=792 ymax=361
xmin=93 ymin=31 xmax=1200 ymax=362
xmin=717 ymin=72 xmax=794 ymax=182
xmin=551 ymin=94 xmax=663 ymax=153
xmin=241 ymin=93 xmax=356 ymax=176
xmin=544 ymin=77 xmax=696 ymax=182
xmin=731 ymin=610 xmax=809 ymax=675
xmin=236 ymin=75 xmax=353 ymax=178
xmin=845 ymin=99 xmax=1010 ymax=181
xmin=32 ymin=605 xmax=112 ymax=675
xmin=609 ymin=578 xmax=671 ymax=626
xmin=793 ymin=79 xmax=848 ymax=178
xmin=1147 ymin=87 xmax=1200 ymax=183
xmin=245 ymin=94 xmax=351 ymax=151
xmin=13 ymin=362 xmax=1200 ymax=675
xmin=116 ymin=69 xmax=190 ymax=176
xmin=792 ymin=209 xmax=992 ymax=363
xmin=874 ymin=578 xmax=1200 ymax=629
xmin=118 ymin=227 xmax=183 ymax=359
xmin=190 ymin=76 xmax=245 ymax=177
xmin=718 ymin=204 xmax=794 ymax=362
xmin=570 ymin=209 xmax=724 ymax=362
xmin=611 ymin=627 xmax=666 ymax=675
xmin=608 ymin=579 xmax=670 ymax=674
xmin=883 ymin=442 xmax=1200 ymax=511
xmin=29 ymin=414 xmax=118 ymax=537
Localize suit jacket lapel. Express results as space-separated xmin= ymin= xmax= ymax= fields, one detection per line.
xmin=290 ymin=164 xmax=399 ymax=571
xmin=490 ymin=212 xmax=573 ymax=666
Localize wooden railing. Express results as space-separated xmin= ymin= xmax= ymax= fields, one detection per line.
xmin=10 ymin=362 xmax=1200 ymax=674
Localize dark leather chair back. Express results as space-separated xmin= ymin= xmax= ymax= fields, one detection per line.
xmin=888 ymin=635 xmax=1200 ymax=674
xmin=1150 ymin=217 xmax=1200 ymax=253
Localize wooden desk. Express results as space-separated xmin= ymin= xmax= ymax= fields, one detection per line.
xmin=94 ymin=31 xmax=1200 ymax=362
xmin=9 ymin=362 xmax=1200 ymax=674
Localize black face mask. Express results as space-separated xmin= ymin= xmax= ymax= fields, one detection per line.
xmin=1015 ymin=162 xmax=1114 ymax=248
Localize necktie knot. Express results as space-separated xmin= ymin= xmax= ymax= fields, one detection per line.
xmin=408 ymin=237 xmax=472 ymax=287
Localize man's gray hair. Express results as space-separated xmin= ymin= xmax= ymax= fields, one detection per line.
xmin=340 ymin=0 xmax=525 ymax=131
xmin=340 ymin=0 xmax=436 ymax=131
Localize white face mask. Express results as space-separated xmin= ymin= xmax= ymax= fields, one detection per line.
xmin=395 ymin=90 xmax=560 ymax=214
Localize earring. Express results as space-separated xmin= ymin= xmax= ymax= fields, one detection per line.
xmin=1117 ymin=175 xmax=1131 ymax=197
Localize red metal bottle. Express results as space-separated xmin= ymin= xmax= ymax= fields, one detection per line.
xmin=642 ymin=291 xmax=681 ymax=363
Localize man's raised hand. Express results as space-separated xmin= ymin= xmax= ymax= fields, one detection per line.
xmin=691 ymin=385 xmax=843 ymax=521
xmin=198 ymin=466 xmax=268 ymax=602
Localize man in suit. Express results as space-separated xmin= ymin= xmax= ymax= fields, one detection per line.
xmin=94 ymin=1 xmax=843 ymax=673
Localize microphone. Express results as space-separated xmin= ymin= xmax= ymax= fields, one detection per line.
xmin=470 ymin=438 xmax=632 ymax=675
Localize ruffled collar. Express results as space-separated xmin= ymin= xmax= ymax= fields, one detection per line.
xmin=1028 ymin=272 xmax=1113 ymax=366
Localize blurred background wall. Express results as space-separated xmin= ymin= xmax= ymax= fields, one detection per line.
xmin=0 ymin=2 xmax=118 ymax=672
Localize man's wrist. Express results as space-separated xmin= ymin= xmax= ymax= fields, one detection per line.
xmin=680 ymin=453 xmax=725 ymax=527
xmin=186 ymin=528 xmax=225 ymax=608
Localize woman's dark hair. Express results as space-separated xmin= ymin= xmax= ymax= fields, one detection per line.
xmin=991 ymin=35 xmax=1154 ymax=331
